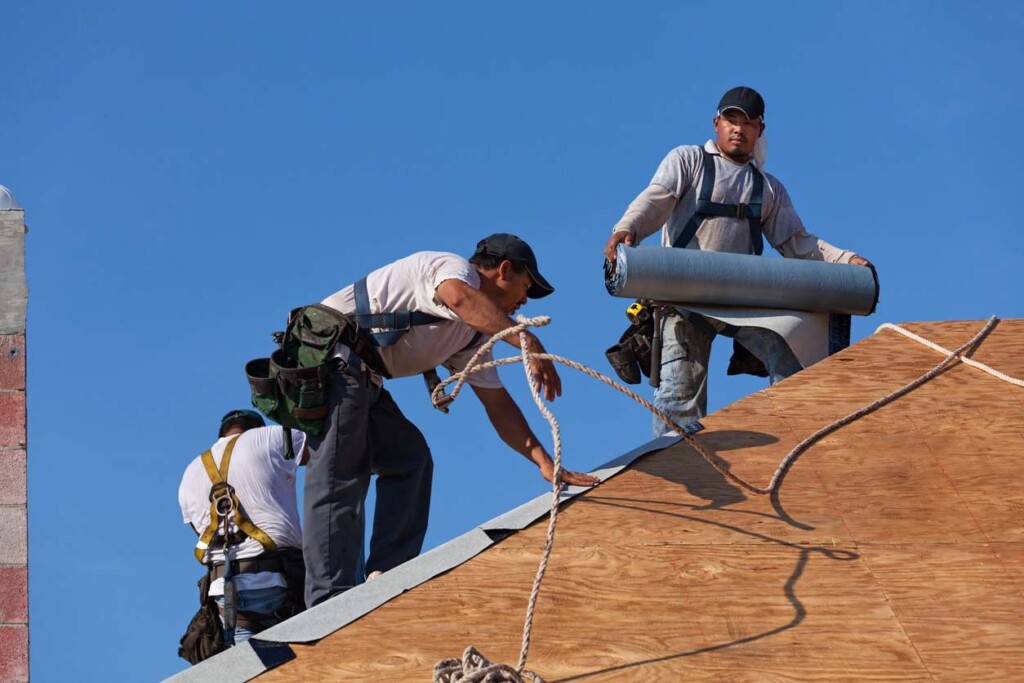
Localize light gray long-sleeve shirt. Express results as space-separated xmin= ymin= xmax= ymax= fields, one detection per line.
xmin=613 ymin=141 xmax=856 ymax=264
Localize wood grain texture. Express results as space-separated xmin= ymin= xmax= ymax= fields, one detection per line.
xmin=257 ymin=319 xmax=1024 ymax=682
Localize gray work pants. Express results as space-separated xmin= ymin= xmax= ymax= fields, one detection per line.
xmin=302 ymin=355 xmax=433 ymax=608
xmin=652 ymin=310 xmax=803 ymax=437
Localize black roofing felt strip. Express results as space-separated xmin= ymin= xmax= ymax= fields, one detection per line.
xmin=483 ymin=528 xmax=515 ymax=542
xmin=247 ymin=639 xmax=296 ymax=670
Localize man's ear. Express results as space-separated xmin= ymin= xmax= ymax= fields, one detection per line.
xmin=497 ymin=259 xmax=513 ymax=281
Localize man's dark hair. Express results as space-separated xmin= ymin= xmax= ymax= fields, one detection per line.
xmin=218 ymin=409 xmax=266 ymax=438
xmin=469 ymin=253 xmax=527 ymax=273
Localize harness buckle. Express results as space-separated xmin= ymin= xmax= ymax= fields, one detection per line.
xmin=735 ymin=203 xmax=748 ymax=219
xmin=209 ymin=482 xmax=236 ymax=516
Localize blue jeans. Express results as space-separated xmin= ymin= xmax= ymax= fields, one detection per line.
xmin=214 ymin=585 xmax=290 ymax=644
xmin=652 ymin=310 xmax=802 ymax=437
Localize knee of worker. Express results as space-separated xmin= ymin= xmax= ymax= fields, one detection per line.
xmin=659 ymin=316 xmax=713 ymax=368
xmin=654 ymin=376 xmax=700 ymax=405
xmin=653 ymin=362 xmax=708 ymax=427
xmin=373 ymin=441 xmax=433 ymax=480
xmin=653 ymin=387 xmax=705 ymax=416
xmin=654 ymin=353 xmax=709 ymax=404
xmin=369 ymin=400 xmax=433 ymax=477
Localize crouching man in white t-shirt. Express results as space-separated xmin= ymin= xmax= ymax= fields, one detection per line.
xmin=178 ymin=410 xmax=308 ymax=648
xmin=303 ymin=233 xmax=600 ymax=607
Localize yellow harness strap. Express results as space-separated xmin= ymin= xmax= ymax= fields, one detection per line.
xmin=193 ymin=435 xmax=277 ymax=563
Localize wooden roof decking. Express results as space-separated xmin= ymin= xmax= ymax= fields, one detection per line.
xmin=258 ymin=319 xmax=1024 ymax=682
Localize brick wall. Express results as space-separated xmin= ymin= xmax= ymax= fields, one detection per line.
xmin=0 ymin=208 xmax=28 ymax=683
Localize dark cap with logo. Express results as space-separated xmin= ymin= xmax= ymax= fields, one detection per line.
xmin=472 ymin=233 xmax=554 ymax=299
xmin=717 ymin=86 xmax=765 ymax=120
xmin=219 ymin=409 xmax=265 ymax=437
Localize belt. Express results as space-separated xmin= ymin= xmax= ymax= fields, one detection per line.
xmin=210 ymin=554 xmax=287 ymax=582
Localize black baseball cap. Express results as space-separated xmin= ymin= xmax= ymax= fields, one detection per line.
xmin=717 ymin=86 xmax=765 ymax=120
xmin=473 ymin=233 xmax=554 ymax=299
xmin=219 ymin=409 xmax=265 ymax=436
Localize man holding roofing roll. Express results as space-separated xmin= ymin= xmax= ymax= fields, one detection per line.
xmin=604 ymin=86 xmax=872 ymax=436
xmin=294 ymin=234 xmax=599 ymax=607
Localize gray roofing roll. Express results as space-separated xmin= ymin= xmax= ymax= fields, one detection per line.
xmin=605 ymin=245 xmax=879 ymax=316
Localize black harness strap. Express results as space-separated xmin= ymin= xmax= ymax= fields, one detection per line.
xmin=671 ymin=148 xmax=765 ymax=255
xmin=352 ymin=277 xmax=446 ymax=347
xmin=461 ymin=331 xmax=485 ymax=351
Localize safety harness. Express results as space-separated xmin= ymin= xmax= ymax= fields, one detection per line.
xmin=352 ymin=277 xmax=484 ymax=412
xmin=617 ymin=148 xmax=767 ymax=387
xmin=352 ymin=277 xmax=442 ymax=345
xmin=671 ymin=148 xmax=765 ymax=254
xmin=193 ymin=436 xmax=276 ymax=564
xmin=187 ymin=437 xmax=308 ymax=653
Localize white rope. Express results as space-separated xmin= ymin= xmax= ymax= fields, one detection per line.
xmin=433 ymin=646 xmax=538 ymax=683
xmin=876 ymin=320 xmax=1024 ymax=387
xmin=430 ymin=316 xmax=560 ymax=683
xmin=514 ymin=324 xmax=560 ymax=676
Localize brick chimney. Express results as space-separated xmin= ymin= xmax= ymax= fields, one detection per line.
xmin=0 ymin=186 xmax=28 ymax=683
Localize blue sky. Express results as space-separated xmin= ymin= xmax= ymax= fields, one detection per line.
xmin=4 ymin=2 xmax=1023 ymax=680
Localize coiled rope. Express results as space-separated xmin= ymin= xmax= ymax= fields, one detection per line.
xmin=430 ymin=314 xmax=1019 ymax=682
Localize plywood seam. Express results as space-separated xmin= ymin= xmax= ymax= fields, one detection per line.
xmin=912 ymin=412 xmax=995 ymax=548
xmin=858 ymin=549 xmax=939 ymax=682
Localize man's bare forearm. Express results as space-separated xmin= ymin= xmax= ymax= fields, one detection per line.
xmin=473 ymin=386 xmax=551 ymax=468
xmin=435 ymin=279 xmax=536 ymax=349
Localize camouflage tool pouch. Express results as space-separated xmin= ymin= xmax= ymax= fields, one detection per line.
xmin=245 ymin=305 xmax=346 ymax=435
xmin=246 ymin=354 xmax=329 ymax=435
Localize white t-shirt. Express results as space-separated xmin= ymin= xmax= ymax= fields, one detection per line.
xmin=178 ymin=426 xmax=306 ymax=596
xmin=320 ymin=251 xmax=503 ymax=389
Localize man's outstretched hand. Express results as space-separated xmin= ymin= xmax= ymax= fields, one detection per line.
xmin=540 ymin=460 xmax=600 ymax=488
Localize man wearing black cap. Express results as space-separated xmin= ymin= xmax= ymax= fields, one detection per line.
xmin=604 ymin=86 xmax=872 ymax=436
xmin=303 ymin=234 xmax=599 ymax=607
xmin=178 ymin=411 xmax=308 ymax=654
